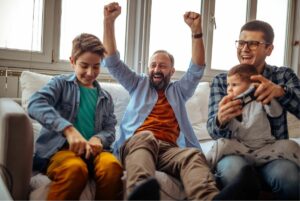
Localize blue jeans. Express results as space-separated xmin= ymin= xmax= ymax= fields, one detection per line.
xmin=215 ymin=155 xmax=299 ymax=200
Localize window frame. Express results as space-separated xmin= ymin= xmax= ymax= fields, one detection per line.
xmin=0 ymin=0 xmax=299 ymax=78
xmin=201 ymin=0 xmax=296 ymax=79
xmin=0 ymin=0 xmax=54 ymax=64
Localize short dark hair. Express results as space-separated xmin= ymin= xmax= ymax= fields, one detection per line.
xmin=151 ymin=50 xmax=175 ymax=67
xmin=228 ymin=64 xmax=258 ymax=82
xmin=71 ymin=33 xmax=106 ymax=62
xmin=240 ymin=20 xmax=274 ymax=44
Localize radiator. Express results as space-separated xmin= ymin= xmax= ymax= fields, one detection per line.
xmin=0 ymin=68 xmax=22 ymax=98
xmin=0 ymin=67 xmax=116 ymax=98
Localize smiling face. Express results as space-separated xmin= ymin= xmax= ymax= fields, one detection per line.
xmin=148 ymin=52 xmax=175 ymax=90
xmin=227 ymin=74 xmax=251 ymax=97
xmin=237 ymin=30 xmax=273 ymax=74
xmin=70 ymin=52 xmax=101 ymax=88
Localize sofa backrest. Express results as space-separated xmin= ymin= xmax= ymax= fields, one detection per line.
xmin=20 ymin=71 xmax=213 ymax=141
xmin=20 ymin=71 xmax=300 ymax=141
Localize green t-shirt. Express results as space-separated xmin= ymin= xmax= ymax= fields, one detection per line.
xmin=74 ymin=85 xmax=98 ymax=140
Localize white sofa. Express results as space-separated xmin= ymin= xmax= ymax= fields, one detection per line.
xmin=2 ymin=70 xmax=299 ymax=200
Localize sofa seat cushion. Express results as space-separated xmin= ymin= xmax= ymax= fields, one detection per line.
xmin=186 ymin=82 xmax=212 ymax=140
xmin=29 ymin=171 xmax=186 ymax=200
xmin=29 ymin=173 xmax=96 ymax=200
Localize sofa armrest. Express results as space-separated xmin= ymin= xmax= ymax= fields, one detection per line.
xmin=0 ymin=177 xmax=13 ymax=200
xmin=0 ymin=98 xmax=33 ymax=200
xmin=12 ymin=98 xmax=22 ymax=106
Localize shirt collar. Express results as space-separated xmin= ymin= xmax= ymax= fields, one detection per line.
xmin=262 ymin=64 xmax=272 ymax=79
xmin=66 ymin=73 xmax=108 ymax=99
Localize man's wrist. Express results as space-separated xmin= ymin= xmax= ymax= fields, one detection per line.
xmin=63 ymin=125 xmax=75 ymax=137
xmin=192 ymin=33 xmax=203 ymax=39
xmin=279 ymin=84 xmax=287 ymax=97
xmin=216 ymin=116 xmax=225 ymax=128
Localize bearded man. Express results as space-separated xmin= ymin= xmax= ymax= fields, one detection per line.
xmin=103 ymin=2 xmax=260 ymax=200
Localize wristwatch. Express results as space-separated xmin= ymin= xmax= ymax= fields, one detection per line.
xmin=280 ymin=84 xmax=288 ymax=95
xmin=192 ymin=33 xmax=203 ymax=38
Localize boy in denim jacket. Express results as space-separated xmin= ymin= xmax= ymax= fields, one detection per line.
xmin=28 ymin=33 xmax=123 ymax=200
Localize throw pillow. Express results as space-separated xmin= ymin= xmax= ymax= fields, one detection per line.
xmin=20 ymin=71 xmax=52 ymax=112
xmin=186 ymin=82 xmax=212 ymax=140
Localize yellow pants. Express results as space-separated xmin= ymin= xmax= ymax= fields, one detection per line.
xmin=46 ymin=150 xmax=123 ymax=200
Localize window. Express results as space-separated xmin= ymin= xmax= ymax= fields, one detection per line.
xmin=149 ymin=0 xmax=201 ymax=71
xmin=60 ymin=0 xmax=127 ymax=61
xmin=210 ymin=0 xmax=247 ymax=71
xmin=0 ymin=0 xmax=126 ymax=68
xmin=257 ymin=0 xmax=288 ymax=66
xmin=0 ymin=0 xmax=43 ymax=52
xmin=0 ymin=0 xmax=298 ymax=78
xmin=209 ymin=0 xmax=290 ymax=71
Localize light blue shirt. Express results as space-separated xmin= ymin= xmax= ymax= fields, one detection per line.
xmin=104 ymin=52 xmax=205 ymax=156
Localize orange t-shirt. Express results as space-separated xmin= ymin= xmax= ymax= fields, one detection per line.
xmin=135 ymin=90 xmax=180 ymax=145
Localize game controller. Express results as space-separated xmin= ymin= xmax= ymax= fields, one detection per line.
xmin=233 ymin=85 xmax=256 ymax=107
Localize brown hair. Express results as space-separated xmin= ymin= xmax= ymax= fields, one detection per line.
xmin=240 ymin=20 xmax=274 ymax=44
xmin=228 ymin=64 xmax=258 ymax=82
xmin=71 ymin=33 xmax=106 ymax=62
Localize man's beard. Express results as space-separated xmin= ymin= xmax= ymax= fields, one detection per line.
xmin=149 ymin=72 xmax=171 ymax=90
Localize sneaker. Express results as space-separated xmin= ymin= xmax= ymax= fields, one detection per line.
xmin=127 ymin=177 xmax=160 ymax=200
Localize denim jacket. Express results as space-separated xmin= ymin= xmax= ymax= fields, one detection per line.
xmin=103 ymin=52 xmax=205 ymax=156
xmin=28 ymin=74 xmax=117 ymax=165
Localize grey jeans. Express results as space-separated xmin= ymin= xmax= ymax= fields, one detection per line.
xmin=120 ymin=131 xmax=219 ymax=200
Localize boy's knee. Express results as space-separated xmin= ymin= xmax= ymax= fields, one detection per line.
xmin=63 ymin=158 xmax=89 ymax=181
xmin=94 ymin=152 xmax=123 ymax=179
xmin=95 ymin=153 xmax=123 ymax=183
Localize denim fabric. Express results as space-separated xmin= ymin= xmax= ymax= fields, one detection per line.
xmin=28 ymin=73 xmax=117 ymax=162
xmin=216 ymin=155 xmax=299 ymax=200
xmin=103 ymin=52 xmax=205 ymax=155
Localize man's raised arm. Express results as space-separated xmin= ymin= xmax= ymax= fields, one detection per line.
xmin=103 ymin=2 xmax=121 ymax=56
xmin=184 ymin=12 xmax=205 ymax=66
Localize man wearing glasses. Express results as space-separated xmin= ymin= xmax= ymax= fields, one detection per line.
xmin=207 ymin=20 xmax=300 ymax=200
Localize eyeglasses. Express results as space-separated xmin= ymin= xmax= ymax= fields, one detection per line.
xmin=235 ymin=40 xmax=270 ymax=50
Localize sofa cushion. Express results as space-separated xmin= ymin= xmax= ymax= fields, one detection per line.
xmin=19 ymin=71 xmax=212 ymax=141
xmin=30 ymin=171 xmax=186 ymax=200
xmin=287 ymin=112 xmax=300 ymax=138
xmin=99 ymin=82 xmax=130 ymax=140
xmin=20 ymin=71 xmax=300 ymax=139
xmin=20 ymin=71 xmax=52 ymax=113
xmin=186 ymin=82 xmax=211 ymax=140
xmin=29 ymin=173 xmax=95 ymax=200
